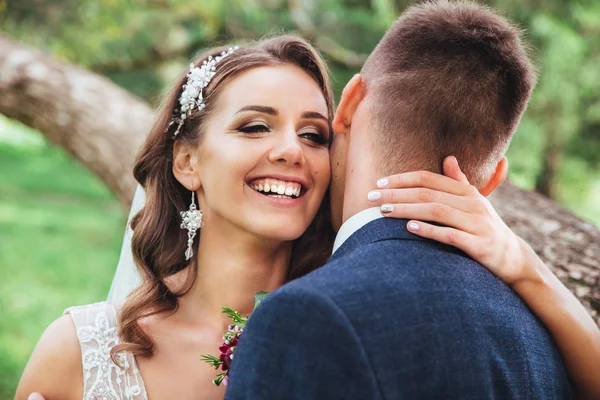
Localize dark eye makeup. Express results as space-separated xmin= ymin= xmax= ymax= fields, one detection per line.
xmin=238 ymin=123 xmax=270 ymax=134
xmin=299 ymin=130 xmax=328 ymax=145
xmin=237 ymin=122 xmax=328 ymax=145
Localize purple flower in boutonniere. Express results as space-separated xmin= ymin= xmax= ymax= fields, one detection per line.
xmin=201 ymin=291 xmax=269 ymax=386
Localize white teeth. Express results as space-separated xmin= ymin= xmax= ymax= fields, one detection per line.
xmin=249 ymin=179 xmax=303 ymax=198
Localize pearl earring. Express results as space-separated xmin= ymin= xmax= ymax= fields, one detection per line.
xmin=180 ymin=191 xmax=203 ymax=260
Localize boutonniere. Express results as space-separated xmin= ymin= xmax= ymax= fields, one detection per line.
xmin=201 ymin=291 xmax=269 ymax=386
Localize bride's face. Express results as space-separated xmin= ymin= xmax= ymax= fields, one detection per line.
xmin=193 ymin=64 xmax=331 ymax=241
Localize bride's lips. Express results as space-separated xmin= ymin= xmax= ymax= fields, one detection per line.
xmin=245 ymin=174 xmax=309 ymax=207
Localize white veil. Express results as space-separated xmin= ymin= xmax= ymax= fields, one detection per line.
xmin=107 ymin=184 xmax=146 ymax=304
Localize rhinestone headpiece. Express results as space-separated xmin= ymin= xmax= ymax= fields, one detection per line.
xmin=168 ymin=46 xmax=239 ymax=137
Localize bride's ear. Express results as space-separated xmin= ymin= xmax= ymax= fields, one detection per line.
xmin=332 ymin=74 xmax=365 ymax=135
xmin=172 ymin=141 xmax=201 ymax=191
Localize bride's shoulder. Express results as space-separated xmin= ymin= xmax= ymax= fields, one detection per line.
xmin=63 ymin=301 xmax=122 ymax=346
xmin=16 ymin=301 xmax=121 ymax=399
xmin=15 ymin=310 xmax=84 ymax=400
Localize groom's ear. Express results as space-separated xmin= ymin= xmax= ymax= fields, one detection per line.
xmin=479 ymin=157 xmax=508 ymax=196
xmin=172 ymin=141 xmax=201 ymax=191
xmin=332 ymin=74 xmax=365 ymax=135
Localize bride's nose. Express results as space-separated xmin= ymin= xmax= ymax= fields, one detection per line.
xmin=268 ymin=129 xmax=305 ymax=167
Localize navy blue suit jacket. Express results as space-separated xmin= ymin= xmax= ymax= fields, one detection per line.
xmin=226 ymin=218 xmax=572 ymax=399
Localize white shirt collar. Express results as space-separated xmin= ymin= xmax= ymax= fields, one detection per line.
xmin=332 ymin=207 xmax=384 ymax=255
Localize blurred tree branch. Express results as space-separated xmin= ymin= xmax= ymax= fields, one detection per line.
xmin=0 ymin=33 xmax=598 ymax=325
xmin=288 ymin=0 xmax=368 ymax=68
xmin=89 ymin=0 xmax=371 ymax=74
xmin=0 ymin=33 xmax=151 ymax=208
xmin=90 ymin=46 xmax=189 ymax=74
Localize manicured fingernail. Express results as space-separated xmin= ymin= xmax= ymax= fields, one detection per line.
xmin=380 ymin=204 xmax=394 ymax=213
xmin=377 ymin=178 xmax=388 ymax=188
xmin=408 ymin=222 xmax=420 ymax=231
xmin=367 ymin=191 xmax=381 ymax=201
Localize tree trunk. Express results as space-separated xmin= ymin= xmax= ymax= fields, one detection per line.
xmin=1 ymin=34 xmax=599 ymax=325
xmin=0 ymin=33 xmax=153 ymax=207
xmin=489 ymin=182 xmax=600 ymax=325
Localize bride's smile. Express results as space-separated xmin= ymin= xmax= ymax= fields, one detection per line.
xmin=247 ymin=176 xmax=305 ymax=202
xmin=14 ymin=15 xmax=600 ymax=400
xmin=177 ymin=63 xmax=331 ymax=243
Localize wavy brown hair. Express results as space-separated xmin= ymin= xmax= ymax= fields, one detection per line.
xmin=111 ymin=35 xmax=335 ymax=361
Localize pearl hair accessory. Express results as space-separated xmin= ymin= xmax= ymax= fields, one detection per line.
xmin=168 ymin=46 xmax=239 ymax=137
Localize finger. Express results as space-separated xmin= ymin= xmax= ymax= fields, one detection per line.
xmin=28 ymin=393 xmax=46 ymax=400
xmin=379 ymin=203 xmax=480 ymax=234
xmin=405 ymin=220 xmax=479 ymax=254
xmin=368 ymin=187 xmax=479 ymax=214
xmin=443 ymin=156 xmax=470 ymax=185
xmin=377 ymin=170 xmax=473 ymax=196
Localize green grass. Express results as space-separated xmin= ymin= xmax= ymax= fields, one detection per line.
xmin=0 ymin=121 xmax=126 ymax=397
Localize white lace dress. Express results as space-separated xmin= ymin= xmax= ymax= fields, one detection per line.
xmin=64 ymin=302 xmax=148 ymax=400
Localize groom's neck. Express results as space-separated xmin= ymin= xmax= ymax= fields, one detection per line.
xmin=340 ymin=148 xmax=380 ymax=227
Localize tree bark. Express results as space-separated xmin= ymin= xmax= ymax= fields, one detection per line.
xmin=489 ymin=183 xmax=600 ymax=325
xmin=1 ymin=34 xmax=599 ymax=325
xmin=0 ymin=33 xmax=153 ymax=207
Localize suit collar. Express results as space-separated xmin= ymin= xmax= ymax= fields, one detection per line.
xmin=332 ymin=207 xmax=384 ymax=254
xmin=329 ymin=217 xmax=428 ymax=263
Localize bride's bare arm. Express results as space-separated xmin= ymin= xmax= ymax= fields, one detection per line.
xmin=369 ymin=156 xmax=600 ymax=400
xmin=15 ymin=315 xmax=82 ymax=400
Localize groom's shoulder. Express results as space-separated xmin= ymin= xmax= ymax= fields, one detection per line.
xmin=283 ymin=232 xmax=520 ymax=313
xmin=280 ymin=237 xmax=434 ymax=301
xmin=300 ymin=234 xmax=473 ymax=287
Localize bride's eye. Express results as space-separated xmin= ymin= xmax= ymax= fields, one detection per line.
xmin=299 ymin=129 xmax=328 ymax=145
xmin=238 ymin=123 xmax=270 ymax=134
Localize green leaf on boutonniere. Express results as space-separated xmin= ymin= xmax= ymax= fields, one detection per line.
xmin=253 ymin=291 xmax=269 ymax=311
xmin=222 ymin=307 xmax=247 ymax=328
xmin=201 ymin=354 xmax=222 ymax=368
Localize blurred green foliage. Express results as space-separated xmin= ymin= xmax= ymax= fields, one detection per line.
xmin=1 ymin=0 xmax=599 ymax=396
xmin=0 ymin=117 xmax=124 ymax=397
xmin=2 ymin=0 xmax=598 ymax=216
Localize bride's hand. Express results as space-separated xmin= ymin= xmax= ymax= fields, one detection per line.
xmin=369 ymin=156 xmax=533 ymax=286
xmin=371 ymin=156 xmax=600 ymax=400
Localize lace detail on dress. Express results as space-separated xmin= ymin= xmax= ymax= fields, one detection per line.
xmin=65 ymin=302 xmax=148 ymax=400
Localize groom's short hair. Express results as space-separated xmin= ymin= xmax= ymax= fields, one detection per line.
xmin=361 ymin=0 xmax=535 ymax=186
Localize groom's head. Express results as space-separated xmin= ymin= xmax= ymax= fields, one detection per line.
xmin=330 ymin=0 xmax=535 ymax=229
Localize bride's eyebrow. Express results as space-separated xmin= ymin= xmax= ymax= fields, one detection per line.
xmin=235 ymin=105 xmax=278 ymax=115
xmin=234 ymin=106 xmax=328 ymax=123
xmin=301 ymin=111 xmax=328 ymax=123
